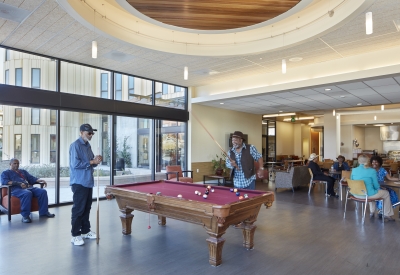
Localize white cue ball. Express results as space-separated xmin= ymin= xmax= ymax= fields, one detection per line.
xmin=203 ymin=194 xmax=208 ymax=199
xmin=195 ymin=190 xmax=198 ymax=195
xmin=177 ymin=194 xmax=182 ymax=198
xmin=211 ymin=189 xmax=215 ymax=192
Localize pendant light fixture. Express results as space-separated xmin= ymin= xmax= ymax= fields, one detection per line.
xmin=366 ymin=12 xmax=373 ymax=35
xmin=333 ymin=109 xmax=335 ymax=116
xmin=92 ymin=9 xmax=97 ymax=59
xmin=282 ymin=59 xmax=286 ymax=74
xmin=374 ymin=115 xmax=377 ymax=120
xmin=184 ymin=66 xmax=188 ymax=80
xmin=381 ymin=105 xmax=384 ymax=111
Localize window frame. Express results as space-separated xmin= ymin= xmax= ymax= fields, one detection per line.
xmin=101 ymin=73 xmax=109 ymax=99
xmin=15 ymin=68 xmax=22 ymax=87
xmin=31 ymin=68 xmax=41 ymax=89
xmin=14 ymin=134 xmax=22 ymax=160
xmin=5 ymin=69 xmax=9 ymax=85
xmin=15 ymin=108 xmax=22 ymax=125
xmin=31 ymin=108 xmax=40 ymax=125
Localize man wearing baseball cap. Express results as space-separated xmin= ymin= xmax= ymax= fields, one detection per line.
xmin=307 ymin=153 xmax=337 ymax=198
xmin=69 ymin=123 xmax=102 ymax=246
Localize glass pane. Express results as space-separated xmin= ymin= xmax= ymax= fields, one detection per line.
xmin=50 ymin=134 xmax=56 ymax=163
xmin=50 ymin=110 xmax=56 ymax=125
xmin=5 ymin=70 xmax=9 ymax=85
xmin=60 ymin=111 xmax=111 ymax=202
xmin=155 ymin=82 xmax=186 ymax=109
xmin=0 ymin=48 xmax=56 ymax=91
xmin=114 ymin=116 xmax=153 ymax=184
xmin=31 ymin=68 xmax=40 ymax=88
xmin=1 ymin=105 xmax=56 ymax=204
xmin=15 ymin=68 xmax=22 ymax=86
xmin=31 ymin=134 xmax=40 ymax=164
xmin=15 ymin=108 xmax=22 ymax=125
xmin=155 ymin=120 xmax=186 ymax=179
xmin=31 ymin=108 xmax=40 ymax=125
xmin=114 ymin=74 xmax=153 ymax=105
xmin=60 ymin=61 xmax=110 ymax=98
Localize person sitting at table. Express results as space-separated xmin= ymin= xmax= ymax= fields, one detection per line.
xmin=332 ymin=155 xmax=351 ymax=179
xmin=307 ymin=153 xmax=338 ymax=198
xmin=370 ymin=156 xmax=399 ymax=216
xmin=351 ymin=154 xmax=394 ymax=221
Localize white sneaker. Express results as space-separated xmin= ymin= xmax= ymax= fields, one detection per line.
xmin=71 ymin=236 xmax=84 ymax=246
xmin=81 ymin=230 xmax=97 ymax=239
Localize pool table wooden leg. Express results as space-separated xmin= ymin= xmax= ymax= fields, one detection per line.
xmin=158 ymin=215 xmax=166 ymax=226
xmin=241 ymin=223 xmax=257 ymax=250
xmin=119 ymin=208 xmax=134 ymax=235
xmin=206 ymin=233 xmax=226 ymax=266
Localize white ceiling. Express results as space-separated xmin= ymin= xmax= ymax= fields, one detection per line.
xmin=0 ymin=0 xmax=400 ymax=116
xmin=200 ymin=75 xmax=400 ymax=115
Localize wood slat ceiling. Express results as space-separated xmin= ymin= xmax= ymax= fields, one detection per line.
xmin=126 ymin=0 xmax=301 ymax=30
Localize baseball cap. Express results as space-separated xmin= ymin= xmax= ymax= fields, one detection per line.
xmin=80 ymin=123 xmax=97 ymax=133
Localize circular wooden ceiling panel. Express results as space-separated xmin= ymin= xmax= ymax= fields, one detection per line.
xmin=126 ymin=0 xmax=302 ymax=30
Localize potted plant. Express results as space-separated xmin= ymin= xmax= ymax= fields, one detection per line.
xmin=211 ymin=154 xmax=227 ymax=176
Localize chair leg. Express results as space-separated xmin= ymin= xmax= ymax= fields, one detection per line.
xmin=324 ymin=183 xmax=328 ymax=197
xmin=362 ymin=199 xmax=367 ymax=224
xmin=381 ymin=200 xmax=385 ymax=224
xmin=344 ymin=190 xmax=350 ymax=219
xmin=308 ymin=180 xmax=312 ymax=195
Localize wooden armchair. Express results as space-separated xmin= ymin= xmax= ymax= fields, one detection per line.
xmin=0 ymin=183 xmax=44 ymax=221
xmin=165 ymin=165 xmax=193 ymax=183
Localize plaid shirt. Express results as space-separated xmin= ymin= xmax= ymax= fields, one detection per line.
xmin=225 ymin=143 xmax=262 ymax=188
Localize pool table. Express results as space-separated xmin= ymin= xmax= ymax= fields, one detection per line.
xmin=105 ymin=180 xmax=274 ymax=266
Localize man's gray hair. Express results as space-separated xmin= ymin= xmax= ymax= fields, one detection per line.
xmin=9 ymin=158 xmax=19 ymax=165
xmin=358 ymin=154 xmax=369 ymax=165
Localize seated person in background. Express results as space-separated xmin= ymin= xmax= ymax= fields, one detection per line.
xmin=370 ymin=156 xmax=399 ymax=214
xmin=351 ymin=155 xmax=394 ymax=221
xmin=333 ymin=155 xmax=351 ymax=179
xmin=1 ymin=158 xmax=55 ymax=223
xmin=307 ymin=153 xmax=338 ymax=198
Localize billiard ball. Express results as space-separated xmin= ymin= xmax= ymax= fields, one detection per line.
xmin=211 ymin=189 xmax=215 ymax=193
xmin=244 ymin=194 xmax=249 ymax=199
xmin=156 ymin=192 xmax=162 ymax=196
xmin=207 ymin=185 xmax=211 ymax=190
xmin=198 ymin=192 xmax=201 ymax=196
xmin=195 ymin=190 xmax=198 ymax=195
xmin=203 ymin=194 xmax=208 ymax=199
xmin=230 ymin=188 xmax=234 ymax=192
xmin=239 ymin=196 xmax=244 ymax=200
xmin=177 ymin=194 xmax=182 ymax=198
xmin=236 ymin=192 xmax=240 ymax=196
xmin=205 ymin=190 xmax=209 ymax=195
xmin=234 ymin=188 xmax=238 ymax=193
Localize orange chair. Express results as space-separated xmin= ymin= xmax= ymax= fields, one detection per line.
xmin=0 ymin=183 xmax=44 ymax=221
xmin=165 ymin=165 xmax=193 ymax=183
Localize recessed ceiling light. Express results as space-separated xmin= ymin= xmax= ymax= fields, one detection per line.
xmin=279 ymin=110 xmax=283 ymax=112
xmin=325 ymin=88 xmax=332 ymax=91
xmin=340 ymin=96 xmax=345 ymax=98
xmin=289 ymin=57 xmax=303 ymax=62
xmin=357 ymin=103 xmax=362 ymax=105
xmin=220 ymin=102 xmax=224 ymax=105
xmin=373 ymin=124 xmax=385 ymax=126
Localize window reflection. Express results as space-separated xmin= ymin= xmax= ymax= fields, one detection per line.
xmin=155 ymin=82 xmax=186 ymax=109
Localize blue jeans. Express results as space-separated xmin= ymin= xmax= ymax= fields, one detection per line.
xmin=71 ymin=184 xmax=93 ymax=237
xmin=11 ymin=187 xmax=49 ymax=217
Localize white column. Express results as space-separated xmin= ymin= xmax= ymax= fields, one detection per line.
xmin=324 ymin=112 xmax=341 ymax=160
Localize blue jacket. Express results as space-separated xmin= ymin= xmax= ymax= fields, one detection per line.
xmin=350 ymin=164 xmax=379 ymax=196
xmin=69 ymin=137 xmax=97 ymax=188
xmin=333 ymin=161 xmax=350 ymax=171
xmin=1 ymin=169 xmax=38 ymax=191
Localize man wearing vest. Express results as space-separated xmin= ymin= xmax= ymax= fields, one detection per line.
xmin=226 ymin=131 xmax=264 ymax=190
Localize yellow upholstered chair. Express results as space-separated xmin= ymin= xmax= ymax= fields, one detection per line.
xmin=308 ymin=168 xmax=327 ymax=196
xmin=339 ymin=170 xmax=352 ymax=201
xmin=343 ymin=179 xmax=384 ymax=224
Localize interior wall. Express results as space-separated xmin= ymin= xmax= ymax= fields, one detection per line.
xmin=190 ymin=104 xmax=262 ymax=163
xmin=340 ymin=125 xmax=353 ymax=160
xmin=301 ymin=124 xmax=311 ymax=158
xmin=352 ymin=126 xmax=365 ymax=150
xmin=365 ymin=127 xmax=383 ymax=153
xmin=293 ymin=124 xmax=302 ymax=157
xmin=276 ymin=121 xmax=294 ymax=155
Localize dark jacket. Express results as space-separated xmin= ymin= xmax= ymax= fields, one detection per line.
xmin=229 ymin=144 xmax=255 ymax=179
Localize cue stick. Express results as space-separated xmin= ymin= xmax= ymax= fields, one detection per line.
xmin=191 ymin=111 xmax=240 ymax=170
xmin=96 ymin=146 xmax=100 ymax=244
xmin=191 ymin=111 xmax=231 ymax=160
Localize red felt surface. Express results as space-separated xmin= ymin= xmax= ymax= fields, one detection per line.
xmin=111 ymin=181 xmax=267 ymax=205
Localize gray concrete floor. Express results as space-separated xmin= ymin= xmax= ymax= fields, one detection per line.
xmin=1 ymin=181 xmax=400 ymax=275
